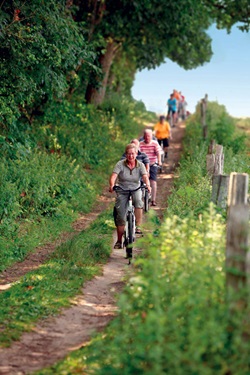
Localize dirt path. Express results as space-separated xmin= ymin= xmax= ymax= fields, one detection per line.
xmin=0 ymin=195 xmax=114 ymax=291
xmin=0 ymin=121 xmax=185 ymax=375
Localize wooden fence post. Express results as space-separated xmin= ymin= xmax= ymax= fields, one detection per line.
xmin=211 ymin=175 xmax=230 ymax=208
xmin=201 ymin=94 xmax=208 ymax=139
xmin=226 ymin=173 xmax=249 ymax=308
xmin=214 ymin=144 xmax=224 ymax=175
xmin=209 ymin=143 xmax=228 ymax=208
xmin=206 ymin=142 xmax=224 ymax=178
xmin=227 ymin=172 xmax=249 ymax=206
xmin=206 ymin=140 xmax=216 ymax=176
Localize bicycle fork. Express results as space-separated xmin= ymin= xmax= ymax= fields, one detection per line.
xmin=124 ymin=197 xmax=136 ymax=263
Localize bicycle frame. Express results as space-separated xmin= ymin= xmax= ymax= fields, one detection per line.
xmin=113 ymin=185 xmax=141 ymax=263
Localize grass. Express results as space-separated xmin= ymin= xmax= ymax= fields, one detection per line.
xmin=0 ymin=205 xmax=78 ymax=273
xmin=0 ymin=209 xmax=115 ymax=347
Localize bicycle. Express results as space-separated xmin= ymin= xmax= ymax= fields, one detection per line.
xmin=157 ymin=139 xmax=165 ymax=173
xmin=113 ymin=185 xmax=141 ymax=264
xmin=167 ymin=110 xmax=175 ymax=128
xmin=141 ymin=182 xmax=151 ymax=212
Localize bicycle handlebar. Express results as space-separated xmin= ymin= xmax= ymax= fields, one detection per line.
xmin=140 ymin=182 xmax=150 ymax=190
xmin=113 ymin=185 xmax=142 ymax=193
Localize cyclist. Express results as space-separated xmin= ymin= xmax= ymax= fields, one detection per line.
xmin=121 ymin=139 xmax=149 ymax=174
xmin=178 ymin=91 xmax=187 ymax=120
xmin=167 ymin=93 xmax=177 ymax=126
xmin=139 ymin=129 xmax=162 ymax=206
xmin=154 ymin=115 xmax=172 ymax=159
xmin=109 ymin=143 xmax=151 ymax=249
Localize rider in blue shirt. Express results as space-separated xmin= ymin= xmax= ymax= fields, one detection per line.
xmin=167 ymin=93 xmax=177 ymax=126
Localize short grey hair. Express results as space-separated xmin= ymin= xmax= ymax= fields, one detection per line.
xmin=125 ymin=143 xmax=137 ymax=154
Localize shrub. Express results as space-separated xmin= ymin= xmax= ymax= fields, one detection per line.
xmin=59 ymin=207 xmax=249 ymax=375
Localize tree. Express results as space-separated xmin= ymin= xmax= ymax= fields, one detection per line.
xmin=0 ymin=0 xmax=95 ymax=129
xmin=1 ymin=0 xmax=249 ymax=123
xmin=204 ymin=0 xmax=250 ymax=31
xmin=75 ymin=0 xmax=213 ymax=105
xmin=73 ymin=0 xmax=250 ymax=105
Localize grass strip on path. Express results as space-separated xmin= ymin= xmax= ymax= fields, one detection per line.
xmin=0 ymin=209 xmax=114 ymax=347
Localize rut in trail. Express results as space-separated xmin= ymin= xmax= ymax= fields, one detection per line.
xmin=0 ymin=121 xmax=185 ymax=375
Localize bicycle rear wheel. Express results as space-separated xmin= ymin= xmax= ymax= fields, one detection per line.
xmin=161 ymin=144 xmax=164 ymax=164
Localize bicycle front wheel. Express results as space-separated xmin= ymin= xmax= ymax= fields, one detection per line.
xmin=127 ymin=211 xmax=134 ymax=244
xmin=144 ymin=189 xmax=149 ymax=212
xmin=126 ymin=211 xmax=134 ymax=259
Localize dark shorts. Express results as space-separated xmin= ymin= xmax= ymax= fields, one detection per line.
xmin=157 ymin=138 xmax=169 ymax=148
xmin=149 ymin=164 xmax=158 ymax=181
xmin=168 ymin=109 xmax=176 ymax=115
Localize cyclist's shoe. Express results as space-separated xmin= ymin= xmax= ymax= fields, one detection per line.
xmin=151 ymin=201 xmax=157 ymax=206
xmin=114 ymin=241 xmax=122 ymax=249
xmin=135 ymin=227 xmax=143 ymax=235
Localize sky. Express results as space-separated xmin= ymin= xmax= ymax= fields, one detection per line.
xmin=132 ymin=24 xmax=250 ymax=118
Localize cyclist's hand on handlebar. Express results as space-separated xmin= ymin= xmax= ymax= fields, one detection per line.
xmin=109 ymin=185 xmax=114 ymax=193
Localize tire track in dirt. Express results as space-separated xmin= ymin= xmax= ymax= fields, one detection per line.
xmin=0 ymin=244 xmax=126 ymax=375
xmin=0 ymin=121 xmax=185 ymax=375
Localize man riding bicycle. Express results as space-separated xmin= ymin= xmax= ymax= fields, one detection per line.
xmin=139 ymin=129 xmax=162 ymax=206
xmin=109 ymin=143 xmax=151 ymax=249
xmin=167 ymin=93 xmax=177 ymax=126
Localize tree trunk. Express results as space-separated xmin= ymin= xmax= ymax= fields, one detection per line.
xmin=85 ymin=40 xmax=120 ymax=106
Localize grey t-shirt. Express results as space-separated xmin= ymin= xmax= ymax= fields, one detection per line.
xmin=113 ymin=159 xmax=146 ymax=190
